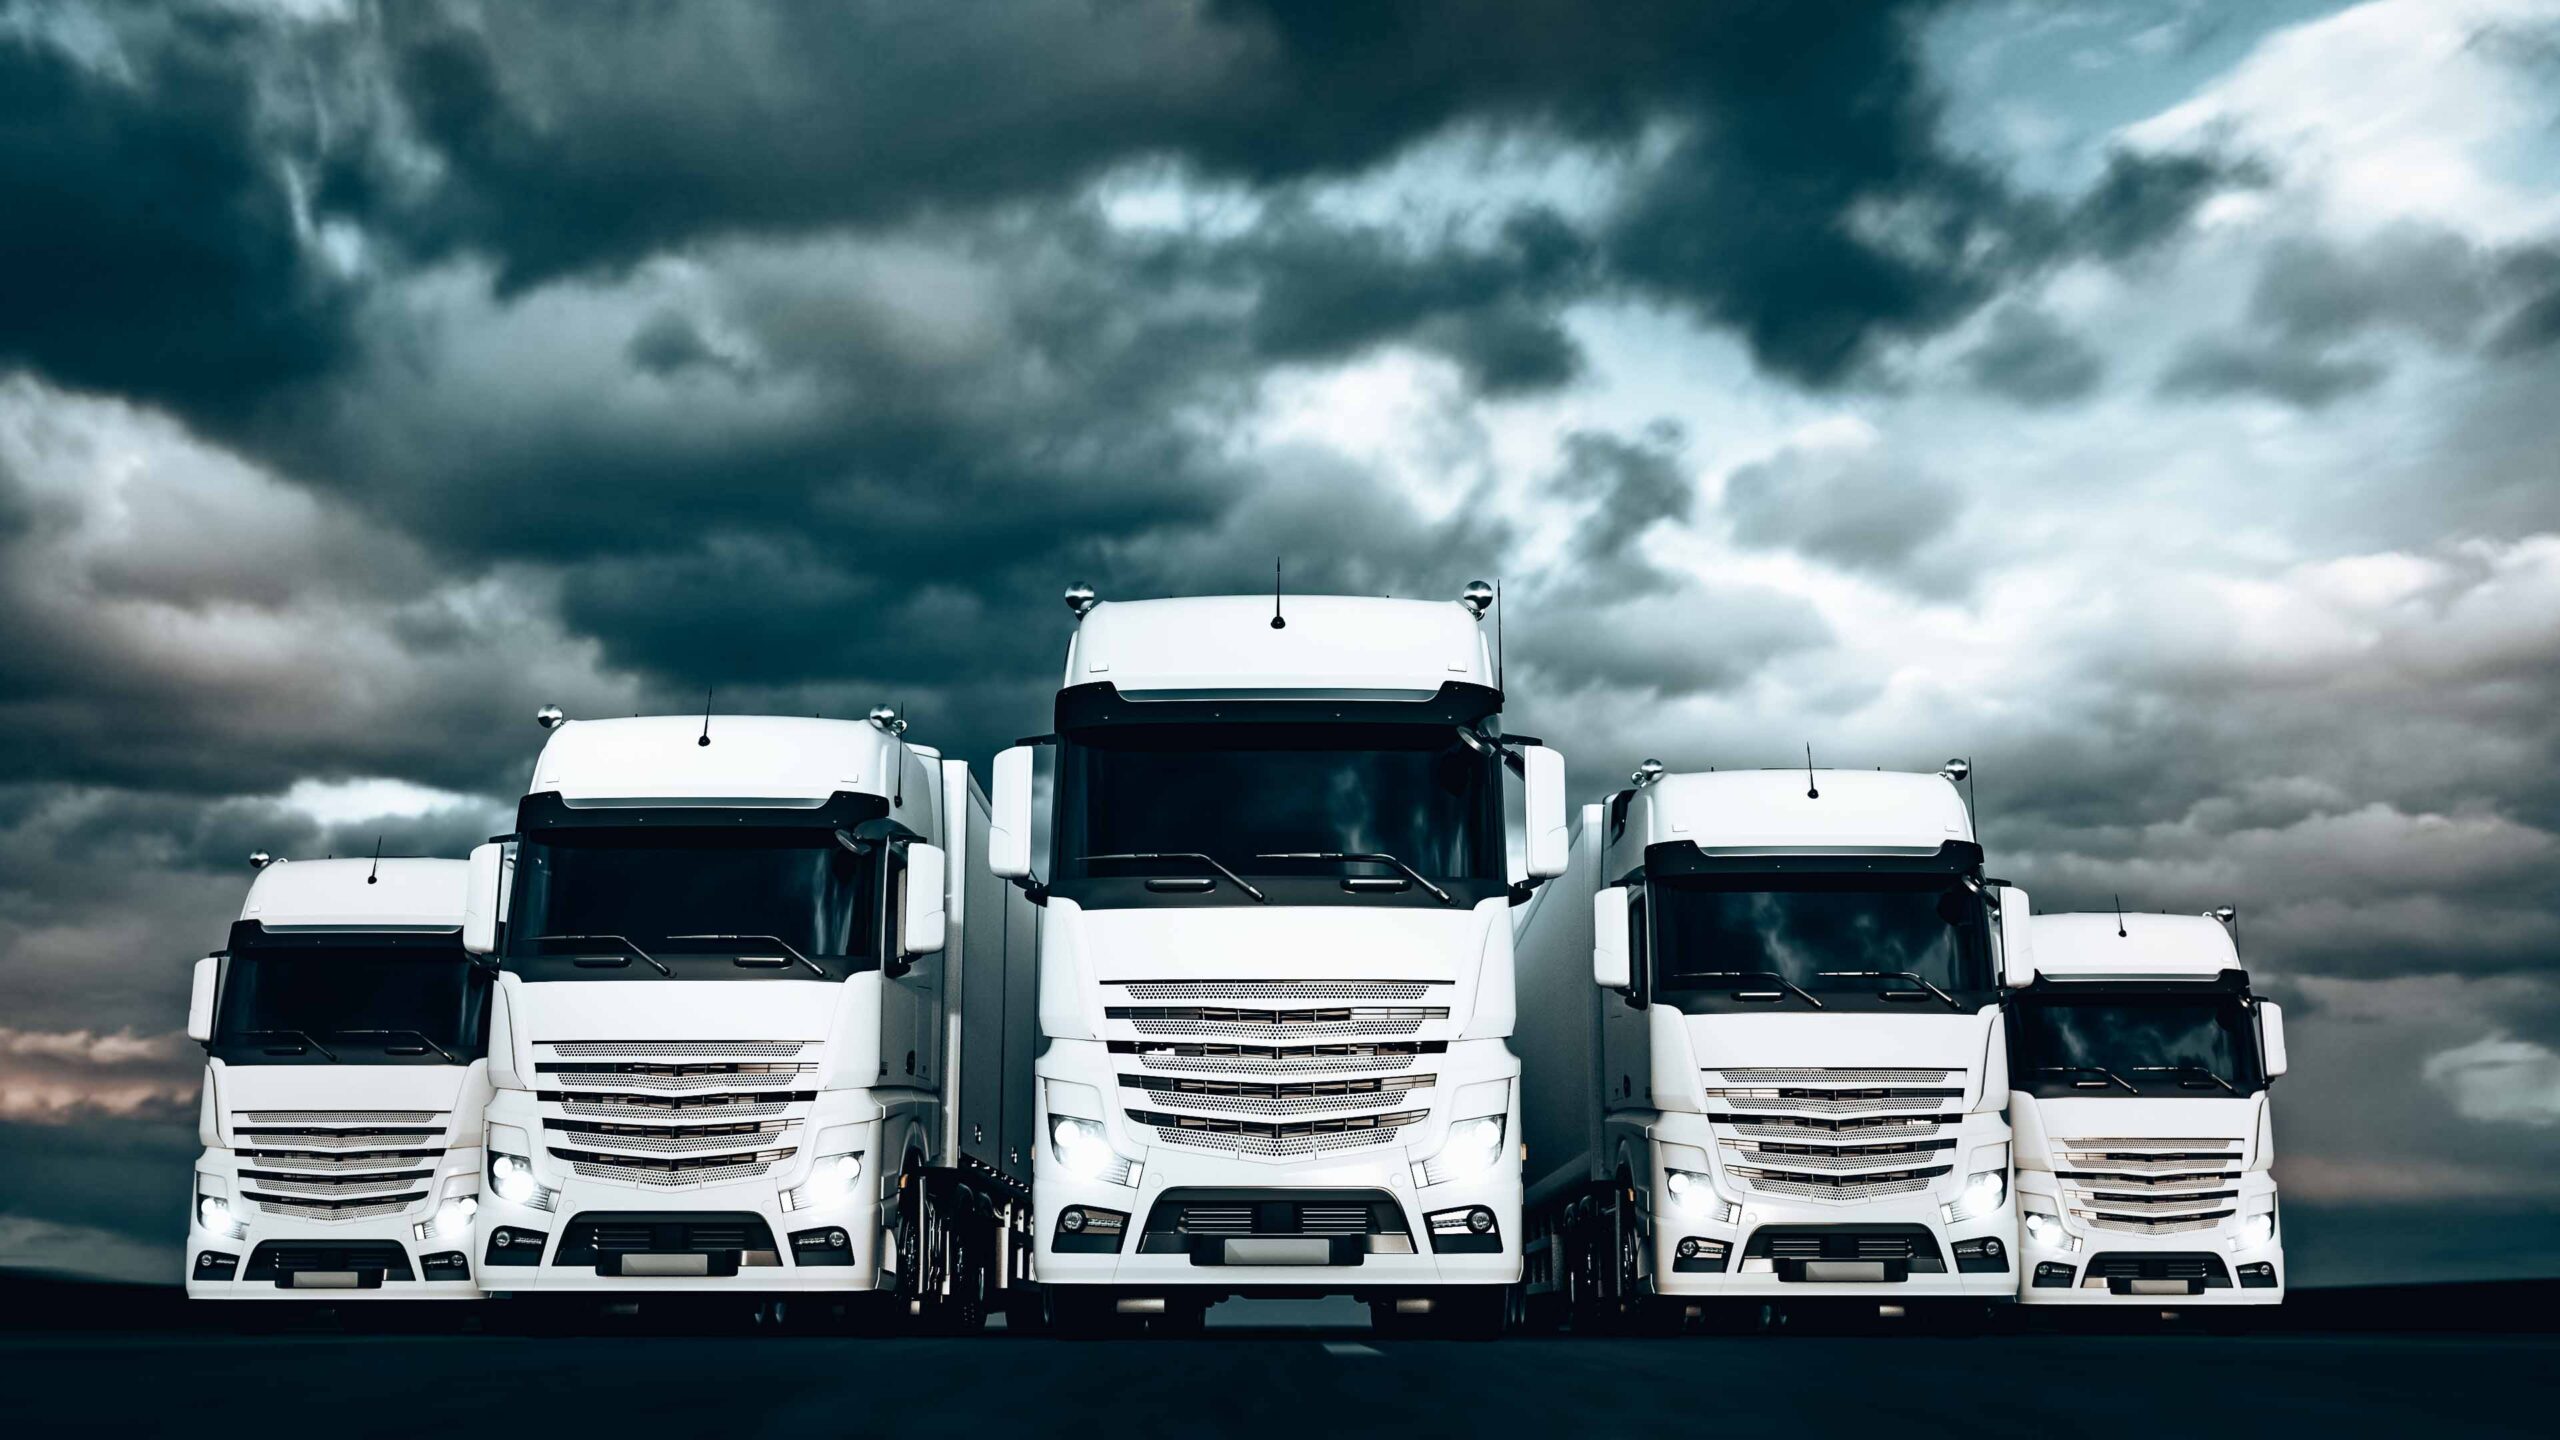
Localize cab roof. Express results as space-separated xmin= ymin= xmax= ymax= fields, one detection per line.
xmin=526 ymin=715 xmax=909 ymax=807
xmin=1614 ymin=768 xmax=1974 ymax=860
xmin=238 ymin=858 xmax=467 ymax=931
xmin=1064 ymin=595 xmax=1493 ymax=696
xmin=2030 ymin=911 xmax=2239 ymax=980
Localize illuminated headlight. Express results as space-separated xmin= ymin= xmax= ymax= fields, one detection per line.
xmin=195 ymin=1173 xmax=247 ymax=1241
xmin=1415 ymin=1115 xmax=1508 ymax=1187
xmin=1049 ymin=1117 xmax=1132 ymax=1185
xmin=817 ymin=1151 xmax=863 ymax=1198
xmin=1942 ymin=1168 xmax=2008 ymax=1224
xmin=2228 ymin=1210 xmax=2277 ymax=1252
xmin=1664 ymin=1170 xmax=1740 ymax=1226
xmin=2022 ymin=1208 xmax=2082 ymax=1254
xmin=412 ymin=1195 xmax=479 ymax=1243
xmin=488 ymin=1151 xmax=557 ymax=1211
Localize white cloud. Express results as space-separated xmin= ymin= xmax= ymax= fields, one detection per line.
xmin=2424 ymin=1034 xmax=2560 ymax=1126
xmin=281 ymin=776 xmax=481 ymax=826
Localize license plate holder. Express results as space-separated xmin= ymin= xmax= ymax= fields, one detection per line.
xmin=282 ymin=1270 xmax=371 ymax=1290
xmin=603 ymin=1252 xmax=738 ymax=1278
xmin=1796 ymin=1260 xmax=1898 ymax=1284
xmin=2116 ymin=1277 xmax=2204 ymax=1296
xmin=1220 ymin=1238 xmax=1337 ymax=1266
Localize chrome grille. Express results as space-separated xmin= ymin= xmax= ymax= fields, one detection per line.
xmin=2059 ymin=1136 xmax=2245 ymax=1234
xmin=1728 ymin=1166 xmax=1949 ymax=1201
xmin=1705 ymin=1068 xmax=1964 ymax=1203
xmin=542 ymin=1119 xmax=796 ymax=1155
xmin=1118 ymin=980 xmax=1438 ymax=1001
xmin=237 ymin=1110 xmax=441 ymax=1125
xmin=1107 ymin=986 xmax=1456 ymax=1156
xmin=552 ymin=1147 xmax=796 ymax=1187
xmin=549 ymin=1093 xmax=802 ymax=1121
xmin=1719 ymin=1068 xmax=1948 ymax=1085
xmin=1134 ymin=1108 xmax=1425 ymax=1158
xmin=543 ymin=1040 xmax=811 ymax=1058
xmin=1119 ymin=1073 xmax=1432 ymax=1117
xmin=249 ymin=1192 xmax=426 ymax=1220
xmin=1110 ymin=1006 xmax=1447 ymax=1040
xmin=229 ymin=1110 xmax=448 ymax=1220
xmin=1109 ymin=1040 xmax=1437 ymax=1077
xmin=532 ymin=1044 xmax=823 ymax=1190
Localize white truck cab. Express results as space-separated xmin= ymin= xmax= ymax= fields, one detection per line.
xmin=1517 ymin=764 xmax=2024 ymax=1330
xmin=184 ymin=856 xmax=491 ymax=1304
xmin=468 ymin=710 xmax=1035 ymax=1327
xmin=989 ymin=584 xmax=1568 ymax=1335
xmin=2010 ymin=911 xmax=2287 ymax=1309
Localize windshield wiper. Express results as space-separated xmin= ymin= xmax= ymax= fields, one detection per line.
xmin=2134 ymin=1063 xmax=2235 ymax=1093
xmin=1256 ymin=852 xmax=1453 ymax=905
xmin=329 ymin=1028 xmax=459 ymax=1063
xmin=668 ymin=933 xmax=829 ymax=979
xmin=1085 ymin=852 xmax=1266 ymax=903
xmin=239 ymin=1028 xmax=340 ymax=1061
xmin=533 ymin=933 xmax=674 ymax=978
xmin=1818 ymin=970 xmax=1964 ymax=1011
xmin=2036 ymin=1063 xmax=2138 ymax=1094
xmin=1687 ymin=971 xmax=1825 ymax=1008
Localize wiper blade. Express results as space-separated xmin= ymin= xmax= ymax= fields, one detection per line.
xmin=327 ymin=1028 xmax=460 ymax=1063
xmin=1256 ymin=852 xmax=1453 ymax=905
xmin=1085 ymin=852 xmax=1266 ymax=903
xmin=2134 ymin=1063 xmax=2236 ymax=1092
xmin=533 ymin=933 xmax=674 ymax=977
xmin=1687 ymin=971 xmax=1825 ymax=1009
xmin=2035 ymin=1064 xmax=2138 ymax=1094
xmin=668 ymin=933 xmax=829 ymax=979
xmin=239 ymin=1028 xmax=340 ymax=1061
xmin=1817 ymin=970 xmax=1964 ymax=1011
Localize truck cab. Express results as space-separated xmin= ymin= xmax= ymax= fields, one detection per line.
xmin=2010 ymin=911 xmax=2287 ymax=1309
xmin=989 ymin=585 xmax=1568 ymax=1335
xmin=467 ymin=711 xmax=1034 ymax=1327
xmin=1517 ymin=765 xmax=2024 ymax=1329
xmin=184 ymin=857 xmax=491 ymax=1304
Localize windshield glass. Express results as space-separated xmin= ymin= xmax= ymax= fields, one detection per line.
xmin=212 ymin=937 xmax=486 ymax=1065
xmin=509 ymin=827 xmax=880 ymax=978
xmin=1649 ymin=873 xmax=1994 ymax=1012
xmin=1053 ymin=722 xmax=1503 ymax=902
xmin=2012 ymin=993 xmax=2264 ymax=1097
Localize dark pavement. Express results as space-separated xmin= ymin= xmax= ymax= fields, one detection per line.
xmin=2 ymin=1312 xmax=2549 ymax=1438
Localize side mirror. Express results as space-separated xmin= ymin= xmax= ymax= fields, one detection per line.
xmin=1996 ymin=882 xmax=2034 ymax=988
xmin=1592 ymin=887 xmax=1632 ymax=991
xmin=2259 ymin=1001 xmax=2287 ymax=1080
xmin=463 ymin=841 xmax=504 ymax=956
xmin=1523 ymin=744 xmax=1569 ymax=880
xmin=989 ymin=745 xmax=1035 ymax=882
xmin=186 ymin=956 xmax=219 ymax=1045
xmin=901 ymin=842 xmax=949 ymax=957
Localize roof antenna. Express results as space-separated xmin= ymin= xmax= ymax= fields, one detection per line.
xmin=870 ymin=703 xmax=909 ymax=808
xmin=1804 ymin=743 xmax=1819 ymax=800
xmin=2115 ymin=895 xmax=2128 ymax=938
xmin=1494 ymin=580 xmax=1504 ymax=694
xmin=366 ymin=836 xmax=382 ymax=884
xmin=1271 ymin=557 xmax=1287 ymax=630
xmin=698 ymin=688 xmax=714 ymax=747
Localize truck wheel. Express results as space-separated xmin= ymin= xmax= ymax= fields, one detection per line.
xmin=895 ymin=1168 xmax=986 ymax=1335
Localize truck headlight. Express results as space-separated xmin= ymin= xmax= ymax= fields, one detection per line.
xmin=1664 ymin=1169 xmax=1740 ymax=1225
xmin=2022 ymin=1208 xmax=2081 ymax=1254
xmin=2229 ymin=1210 xmax=2276 ymax=1252
xmin=488 ymin=1151 xmax=557 ymax=1210
xmin=1050 ymin=1117 xmax=1132 ymax=1185
xmin=412 ymin=1195 xmax=479 ymax=1243
xmin=1942 ymin=1168 xmax=2007 ymax=1224
xmin=195 ymin=1174 xmax=247 ymax=1241
xmin=1417 ymin=1115 xmax=1508 ymax=1186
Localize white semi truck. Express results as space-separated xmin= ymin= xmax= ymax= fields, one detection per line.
xmin=986 ymin=583 xmax=1569 ymax=1335
xmin=2009 ymin=910 xmax=2287 ymax=1312
xmin=1515 ymin=764 xmax=2027 ymax=1330
xmin=184 ymin=855 xmax=492 ymax=1306
xmin=466 ymin=709 xmax=1037 ymax=1328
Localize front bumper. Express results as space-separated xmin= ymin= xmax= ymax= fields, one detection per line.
xmin=475 ymin=1097 xmax=887 ymax=1296
xmin=2013 ymin=1172 xmax=2284 ymax=1305
xmin=185 ymin=1146 xmax=483 ymax=1302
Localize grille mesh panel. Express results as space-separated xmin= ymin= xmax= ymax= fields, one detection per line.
xmin=1118 ymin=981 xmax=1439 ymax=1001
xmin=543 ymin=1040 xmax=810 ymax=1058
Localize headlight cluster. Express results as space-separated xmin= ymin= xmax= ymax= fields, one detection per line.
xmin=488 ymin=1151 xmax=557 ymax=1211
xmin=412 ymin=1194 xmax=479 ymax=1243
xmin=1942 ymin=1168 xmax=2008 ymax=1224
xmin=1417 ymin=1115 xmax=1508 ymax=1186
xmin=1049 ymin=1116 xmax=1133 ymax=1186
xmin=1663 ymin=1169 xmax=1740 ymax=1226
xmin=2022 ymin=1208 xmax=2082 ymax=1253
xmin=783 ymin=1151 xmax=866 ymax=1212
xmin=2229 ymin=1210 xmax=2277 ymax=1252
xmin=194 ymin=1173 xmax=247 ymax=1241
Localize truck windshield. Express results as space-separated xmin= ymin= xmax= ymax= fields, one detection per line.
xmin=508 ymin=827 xmax=880 ymax=978
xmin=1053 ymin=721 xmax=1503 ymax=904
xmin=1649 ymin=874 xmax=1995 ymax=1013
xmin=212 ymin=936 xmax=486 ymax=1065
xmin=2012 ymin=993 xmax=2264 ymax=1097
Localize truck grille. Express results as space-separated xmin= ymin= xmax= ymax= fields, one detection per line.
xmin=1705 ymin=1068 xmax=1963 ymax=1203
xmin=1119 ymin=1073 xmax=1433 ymax=1117
xmin=2058 ymin=1137 xmax=2245 ymax=1234
xmin=1108 ymin=1006 xmax=1448 ymax=1040
xmin=230 ymin=1111 xmax=451 ymax=1222
xmin=1119 ymin=981 xmax=1434 ymax=1001
xmin=1131 ymin=1108 xmax=1427 ymax=1158
xmin=1108 ymin=1040 xmax=1440 ymax=1077
xmin=534 ymin=1042 xmax=819 ymax=1191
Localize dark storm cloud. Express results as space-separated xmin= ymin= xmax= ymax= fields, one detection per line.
xmin=1962 ymin=304 xmax=2105 ymax=405
xmin=1552 ymin=424 xmax=1693 ymax=574
xmin=1722 ymin=434 xmax=1964 ymax=587
xmin=2157 ymin=338 xmax=2385 ymax=407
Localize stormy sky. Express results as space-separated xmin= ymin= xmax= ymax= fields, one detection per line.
xmin=3 ymin=0 xmax=2558 ymax=1284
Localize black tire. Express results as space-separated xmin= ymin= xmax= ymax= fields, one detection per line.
xmin=895 ymin=1168 xmax=989 ymax=1335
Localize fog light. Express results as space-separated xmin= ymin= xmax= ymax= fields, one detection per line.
xmin=1677 ymin=1238 xmax=1701 ymax=1259
xmin=1467 ymin=1206 xmax=1495 ymax=1233
xmin=1061 ymin=1207 xmax=1087 ymax=1232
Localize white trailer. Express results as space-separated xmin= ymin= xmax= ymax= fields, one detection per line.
xmin=2010 ymin=911 xmax=2287 ymax=1311
xmin=1515 ymin=765 xmax=2028 ymax=1330
xmin=466 ymin=710 xmax=1037 ymax=1329
xmin=986 ymin=583 xmax=1569 ymax=1336
xmin=184 ymin=856 xmax=492 ymax=1305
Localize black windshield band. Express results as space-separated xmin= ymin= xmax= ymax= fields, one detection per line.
xmin=211 ymin=928 xmax=487 ymax=1066
xmin=515 ymin=790 xmax=890 ymax=834
xmin=1055 ymin=680 xmax=1501 ymax=732
xmin=1645 ymin=839 xmax=1984 ymax=880
xmin=2009 ymin=981 xmax=2268 ymax=1096
xmin=226 ymin=922 xmax=469 ymax=953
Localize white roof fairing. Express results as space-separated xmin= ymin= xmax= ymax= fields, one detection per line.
xmin=525 ymin=715 xmax=900 ymax=807
xmin=1063 ymin=595 xmax=1493 ymax=696
xmin=1616 ymin=768 xmax=1974 ymax=857
xmin=239 ymin=857 xmax=468 ymax=931
xmin=2030 ymin=912 xmax=2241 ymax=980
